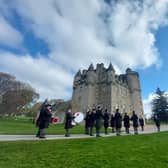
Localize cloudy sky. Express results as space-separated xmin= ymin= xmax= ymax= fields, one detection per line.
xmin=0 ymin=0 xmax=168 ymax=117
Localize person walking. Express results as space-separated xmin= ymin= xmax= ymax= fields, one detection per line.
xmin=36 ymin=103 xmax=52 ymax=138
xmin=64 ymin=108 xmax=74 ymax=137
xmin=123 ymin=113 xmax=130 ymax=134
xmin=114 ymin=109 xmax=122 ymax=136
xmin=131 ymin=111 xmax=139 ymax=135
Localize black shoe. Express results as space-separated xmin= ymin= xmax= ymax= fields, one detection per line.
xmin=96 ymin=135 xmax=101 ymax=137
xmin=39 ymin=136 xmax=46 ymax=139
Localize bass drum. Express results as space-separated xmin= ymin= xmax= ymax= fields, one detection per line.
xmin=74 ymin=112 xmax=84 ymax=123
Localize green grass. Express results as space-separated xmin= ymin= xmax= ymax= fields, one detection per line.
xmin=0 ymin=117 xmax=85 ymax=134
xmin=0 ymin=117 xmax=106 ymax=135
xmin=0 ymin=132 xmax=168 ymax=168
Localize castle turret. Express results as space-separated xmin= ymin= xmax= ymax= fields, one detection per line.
xmin=73 ymin=70 xmax=81 ymax=89
xmin=88 ymin=63 xmax=94 ymax=71
xmin=126 ymin=68 xmax=144 ymax=116
xmin=87 ymin=64 xmax=96 ymax=84
xmin=108 ymin=62 xmax=115 ymax=72
xmin=107 ymin=63 xmax=115 ymax=83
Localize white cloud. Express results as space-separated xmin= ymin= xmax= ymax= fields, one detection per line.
xmin=0 ymin=0 xmax=168 ymax=100
xmin=0 ymin=15 xmax=23 ymax=48
xmin=143 ymin=93 xmax=155 ymax=119
xmin=0 ymin=51 xmax=73 ymax=100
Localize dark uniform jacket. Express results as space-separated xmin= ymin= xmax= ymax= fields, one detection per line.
xmin=64 ymin=111 xmax=74 ymax=129
xmin=110 ymin=115 xmax=115 ymax=128
xmin=95 ymin=109 xmax=103 ymax=129
xmin=131 ymin=114 xmax=139 ymax=128
xmin=87 ymin=112 xmax=95 ymax=127
xmin=123 ymin=115 xmax=130 ymax=128
xmin=115 ymin=112 xmax=122 ymax=129
xmin=38 ymin=108 xmax=52 ymax=129
xmin=139 ymin=118 xmax=144 ymax=126
xmin=84 ymin=112 xmax=90 ymax=128
xmin=103 ymin=112 xmax=110 ymax=128
xmin=154 ymin=116 xmax=160 ymax=127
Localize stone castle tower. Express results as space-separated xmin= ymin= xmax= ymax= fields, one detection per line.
xmin=71 ymin=63 xmax=144 ymax=116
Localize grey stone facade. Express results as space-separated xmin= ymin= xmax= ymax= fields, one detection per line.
xmin=71 ymin=63 xmax=144 ymax=117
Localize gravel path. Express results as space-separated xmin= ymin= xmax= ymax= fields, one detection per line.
xmin=0 ymin=125 xmax=167 ymax=142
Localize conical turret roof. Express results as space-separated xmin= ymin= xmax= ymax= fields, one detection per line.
xmin=75 ymin=70 xmax=81 ymax=77
xmin=107 ymin=63 xmax=115 ymax=72
xmin=88 ymin=63 xmax=94 ymax=71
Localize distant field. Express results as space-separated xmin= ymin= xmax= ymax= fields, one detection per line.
xmin=0 ymin=132 xmax=168 ymax=168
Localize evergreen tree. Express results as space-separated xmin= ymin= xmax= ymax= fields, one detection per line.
xmin=151 ymin=88 xmax=168 ymax=122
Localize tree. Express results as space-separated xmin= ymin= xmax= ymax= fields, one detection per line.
xmin=151 ymin=88 xmax=168 ymax=122
xmin=0 ymin=89 xmax=39 ymax=116
xmin=0 ymin=72 xmax=39 ymax=116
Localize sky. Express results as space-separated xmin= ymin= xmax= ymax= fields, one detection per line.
xmin=0 ymin=0 xmax=168 ymax=117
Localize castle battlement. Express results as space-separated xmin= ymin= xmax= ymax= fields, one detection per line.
xmin=72 ymin=63 xmax=144 ymax=116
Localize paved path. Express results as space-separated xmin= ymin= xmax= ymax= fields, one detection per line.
xmin=0 ymin=125 xmax=168 ymax=142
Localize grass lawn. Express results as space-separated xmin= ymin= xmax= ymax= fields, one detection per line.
xmin=0 ymin=132 xmax=168 ymax=168
xmin=0 ymin=117 xmax=106 ymax=135
xmin=0 ymin=117 xmax=83 ymax=134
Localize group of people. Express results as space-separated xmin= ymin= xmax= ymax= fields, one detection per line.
xmin=84 ymin=107 xmax=145 ymax=137
xmin=35 ymin=101 xmax=160 ymax=138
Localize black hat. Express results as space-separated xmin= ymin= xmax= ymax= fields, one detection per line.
xmin=45 ymin=103 xmax=52 ymax=107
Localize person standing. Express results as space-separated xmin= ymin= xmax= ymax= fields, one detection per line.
xmin=103 ymin=109 xmax=110 ymax=135
xmin=64 ymin=108 xmax=74 ymax=137
xmin=154 ymin=114 xmax=160 ymax=132
xmin=95 ymin=106 xmax=103 ymax=137
xmin=110 ymin=113 xmax=115 ymax=133
xmin=123 ymin=113 xmax=130 ymax=134
xmin=87 ymin=108 xmax=95 ymax=136
xmin=114 ymin=109 xmax=122 ymax=136
xmin=131 ymin=111 xmax=139 ymax=135
xmin=84 ymin=110 xmax=90 ymax=134
xmin=139 ymin=116 xmax=144 ymax=131
xmin=36 ymin=103 xmax=52 ymax=138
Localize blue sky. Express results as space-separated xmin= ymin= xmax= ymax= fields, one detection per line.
xmin=0 ymin=0 xmax=168 ymax=117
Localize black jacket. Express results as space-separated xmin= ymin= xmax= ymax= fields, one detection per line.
xmin=64 ymin=111 xmax=74 ymax=129
xmin=38 ymin=108 xmax=52 ymax=129
xmin=123 ymin=115 xmax=130 ymax=128
xmin=131 ymin=114 xmax=139 ymax=127
xmin=103 ymin=112 xmax=110 ymax=128
xmin=115 ymin=112 xmax=122 ymax=129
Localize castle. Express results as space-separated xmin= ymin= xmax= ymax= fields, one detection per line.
xmin=71 ymin=63 xmax=144 ymax=116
